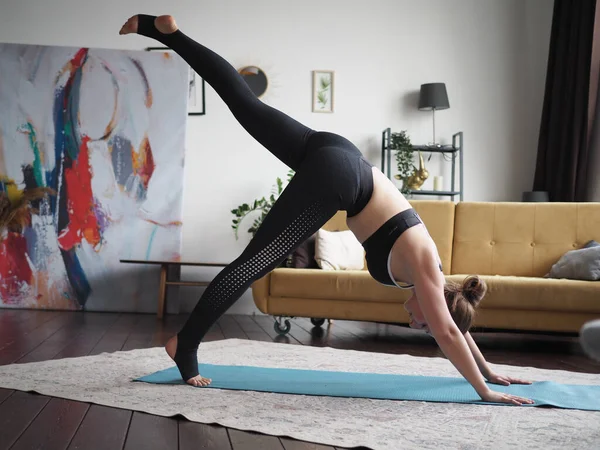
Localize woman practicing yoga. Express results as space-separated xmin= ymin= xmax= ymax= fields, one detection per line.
xmin=120 ymin=14 xmax=534 ymax=405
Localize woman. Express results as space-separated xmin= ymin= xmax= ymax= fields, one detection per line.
xmin=120 ymin=14 xmax=534 ymax=405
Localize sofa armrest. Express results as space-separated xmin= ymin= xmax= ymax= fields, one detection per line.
xmin=251 ymin=273 xmax=271 ymax=314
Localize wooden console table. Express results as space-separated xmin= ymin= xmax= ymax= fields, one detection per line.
xmin=119 ymin=260 xmax=228 ymax=319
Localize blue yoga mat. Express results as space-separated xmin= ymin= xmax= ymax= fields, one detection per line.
xmin=135 ymin=364 xmax=600 ymax=411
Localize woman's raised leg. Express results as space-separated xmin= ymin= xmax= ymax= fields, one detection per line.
xmin=120 ymin=14 xmax=314 ymax=171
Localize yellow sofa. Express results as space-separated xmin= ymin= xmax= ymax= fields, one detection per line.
xmin=251 ymin=201 xmax=600 ymax=335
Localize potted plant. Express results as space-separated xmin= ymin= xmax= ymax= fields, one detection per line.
xmin=231 ymin=170 xmax=295 ymax=240
xmin=390 ymin=130 xmax=414 ymax=196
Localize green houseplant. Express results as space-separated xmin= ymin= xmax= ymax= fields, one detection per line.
xmin=391 ymin=130 xmax=414 ymax=196
xmin=231 ymin=170 xmax=295 ymax=240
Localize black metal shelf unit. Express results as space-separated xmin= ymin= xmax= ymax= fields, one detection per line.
xmin=381 ymin=128 xmax=464 ymax=201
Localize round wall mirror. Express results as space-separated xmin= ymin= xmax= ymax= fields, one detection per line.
xmin=239 ymin=66 xmax=268 ymax=98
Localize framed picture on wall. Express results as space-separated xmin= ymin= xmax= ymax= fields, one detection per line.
xmin=146 ymin=47 xmax=206 ymax=116
xmin=312 ymin=70 xmax=334 ymax=113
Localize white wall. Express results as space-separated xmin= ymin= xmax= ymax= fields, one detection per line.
xmin=0 ymin=0 xmax=553 ymax=315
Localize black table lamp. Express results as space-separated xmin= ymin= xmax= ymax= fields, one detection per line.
xmin=418 ymin=83 xmax=450 ymax=146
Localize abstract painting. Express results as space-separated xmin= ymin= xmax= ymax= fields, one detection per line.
xmin=0 ymin=43 xmax=188 ymax=311
xmin=146 ymin=47 xmax=206 ymax=115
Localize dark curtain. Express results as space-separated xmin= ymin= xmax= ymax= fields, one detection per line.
xmin=586 ymin=4 xmax=600 ymax=201
xmin=533 ymin=0 xmax=600 ymax=201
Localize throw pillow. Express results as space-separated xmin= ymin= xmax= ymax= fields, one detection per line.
xmin=287 ymin=233 xmax=319 ymax=269
xmin=314 ymin=228 xmax=364 ymax=270
xmin=584 ymin=240 xmax=600 ymax=248
xmin=547 ymin=246 xmax=600 ymax=281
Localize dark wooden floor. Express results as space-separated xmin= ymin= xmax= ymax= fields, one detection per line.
xmin=0 ymin=310 xmax=599 ymax=450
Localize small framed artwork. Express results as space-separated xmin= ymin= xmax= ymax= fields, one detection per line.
xmin=312 ymin=70 xmax=334 ymax=113
xmin=146 ymin=47 xmax=206 ymax=116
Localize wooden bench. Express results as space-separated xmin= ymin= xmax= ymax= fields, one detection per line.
xmin=120 ymin=260 xmax=228 ymax=319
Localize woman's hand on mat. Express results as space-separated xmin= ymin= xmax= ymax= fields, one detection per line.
xmin=480 ymin=389 xmax=534 ymax=406
xmin=485 ymin=372 xmax=533 ymax=386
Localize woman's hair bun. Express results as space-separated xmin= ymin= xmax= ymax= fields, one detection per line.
xmin=462 ymin=275 xmax=486 ymax=306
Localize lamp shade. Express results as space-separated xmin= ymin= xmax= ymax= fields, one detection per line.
xmin=418 ymin=83 xmax=450 ymax=110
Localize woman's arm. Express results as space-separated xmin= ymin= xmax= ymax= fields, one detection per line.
xmin=410 ymin=256 xmax=533 ymax=404
xmin=464 ymin=331 xmax=492 ymax=378
xmin=412 ymin=270 xmax=491 ymax=397
xmin=464 ymin=331 xmax=533 ymax=386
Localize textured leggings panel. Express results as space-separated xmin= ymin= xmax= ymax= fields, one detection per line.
xmin=178 ymin=192 xmax=339 ymax=346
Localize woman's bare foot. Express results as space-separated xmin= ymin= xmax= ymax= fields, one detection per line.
xmin=119 ymin=14 xmax=178 ymax=35
xmin=165 ymin=335 xmax=211 ymax=387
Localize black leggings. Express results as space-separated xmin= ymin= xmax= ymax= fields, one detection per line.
xmin=135 ymin=15 xmax=374 ymax=381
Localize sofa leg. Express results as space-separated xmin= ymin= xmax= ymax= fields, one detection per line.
xmin=274 ymin=316 xmax=292 ymax=336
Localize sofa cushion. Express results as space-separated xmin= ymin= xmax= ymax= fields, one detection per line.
xmin=452 ymin=202 xmax=600 ymax=277
xmin=287 ymin=233 xmax=319 ymax=268
xmin=456 ymin=274 xmax=600 ymax=313
xmin=315 ymin=229 xmax=364 ymax=270
xmin=269 ymin=269 xmax=600 ymax=313
xmin=270 ymin=268 xmax=411 ymax=303
xmin=321 ymin=211 xmax=368 ymax=270
xmin=547 ymin=246 xmax=600 ymax=281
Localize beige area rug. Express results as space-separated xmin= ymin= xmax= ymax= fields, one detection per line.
xmin=0 ymin=339 xmax=599 ymax=450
